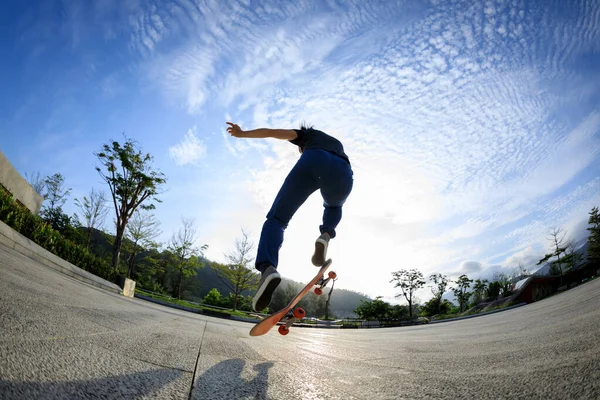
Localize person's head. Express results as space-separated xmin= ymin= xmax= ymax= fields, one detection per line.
xmin=298 ymin=122 xmax=314 ymax=154
xmin=300 ymin=122 xmax=314 ymax=131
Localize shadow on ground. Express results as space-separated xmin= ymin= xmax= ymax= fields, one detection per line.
xmin=193 ymin=359 xmax=273 ymax=399
xmin=0 ymin=368 xmax=183 ymax=399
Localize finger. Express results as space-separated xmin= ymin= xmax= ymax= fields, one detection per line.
xmin=226 ymin=122 xmax=234 ymax=127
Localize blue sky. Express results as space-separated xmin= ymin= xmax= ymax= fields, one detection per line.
xmin=1 ymin=0 xmax=599 ymax=303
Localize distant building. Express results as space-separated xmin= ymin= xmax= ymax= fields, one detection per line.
xmin=0 ymin=150 xmax=43 ymax=214
xmin=512 ymin=276 xmax=559 ymax=304
xmin=513 ymin=261 xmax=598 ymax=304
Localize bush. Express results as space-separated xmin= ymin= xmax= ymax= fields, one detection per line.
xmin=0 ymin=190 xmax=114 ymax=282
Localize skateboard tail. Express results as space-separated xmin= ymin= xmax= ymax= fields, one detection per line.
xmin=249 ymin=259 xmax=333 ymax=337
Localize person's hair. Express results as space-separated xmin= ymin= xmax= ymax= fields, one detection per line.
xmin=300 ymin=122 xmax=314 ymax=131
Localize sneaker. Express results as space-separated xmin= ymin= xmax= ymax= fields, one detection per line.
xmin=252 ymin=266 xmax=281 ymax=312
xmin=311 ymin=233 xmax=330 ymax=266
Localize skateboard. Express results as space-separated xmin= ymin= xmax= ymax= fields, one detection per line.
xmin=249 ymin=259 xmax=336 ymax=336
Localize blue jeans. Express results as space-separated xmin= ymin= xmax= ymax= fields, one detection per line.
xmin=255 ymin=149 xmax=354 ymax=272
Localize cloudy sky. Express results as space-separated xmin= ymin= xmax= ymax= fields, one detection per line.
xmin=1 ymin=0 xmax=599 ymax=304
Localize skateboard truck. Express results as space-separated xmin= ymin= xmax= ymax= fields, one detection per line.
xmin=314 ymin=270 xmax=337 ymax=296
xmin=249 ymin=259 xmax=335 ymax=337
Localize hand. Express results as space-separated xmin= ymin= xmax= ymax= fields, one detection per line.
xmin=226 ymin=122 xmax=244 ymax=138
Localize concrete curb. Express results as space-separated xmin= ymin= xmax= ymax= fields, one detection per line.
xmin=429 ymin=302 xmax=527 ymax=324
xmin=0 ymin=220 xmax=122 ymax=295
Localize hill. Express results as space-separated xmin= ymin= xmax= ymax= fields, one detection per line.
xmin=86 ymin=228 xmax=370 ymax=317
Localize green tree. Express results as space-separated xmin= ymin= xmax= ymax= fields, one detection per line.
xmin=563 ymin=240 xmax=583 ymax=273
xmin=354 ymin=297 xmax=391 ymax=320
xmin=269 ymin=282 xmax=297 ymax=314
xmin=537 ymin=227 xmax=568 ymax=279
xmin=39 ymin=173 xmax=74 ymax=235
xmin=427 ymin=273 xmax=449 ymax=315
xmin=95 ymin=138 xmax=167 ymax=271
xmin=123 ymin=210 xmax=161 ymax=279
xmin=74 ymin=188 xmax=109 ymax=251
xmin=491 ymin=272 xmax=513 ymax=298
xmin=486 ymin=281 xmax=501 ymax=301
xmin=452 ymin=274 xmax=473 ymax=313
xmin=390 ymin=269 xmax=426 ymax=319
xmin=212 ymin=229 xmax=260 ymax=311
xmin=202 ymin=288 xmax=223 ymax=306
xmin=421 ymin=297 xmax=452 ymax=317
xmin=138 ymin=248 xmax=175 ymax=294
xmin=587 ymin=206 xmax=600 ymax=264
xmin=471 ymin=279 xmax=488 ymax=305
xmin=168 ymin=217 xmax=207 ymax=299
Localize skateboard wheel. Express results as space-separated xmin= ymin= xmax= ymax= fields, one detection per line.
xmin=293 ymin=307 xmax=306 ymax=319
xmin=328 ymin=271 xmax=337 ymax=279
xmin=314 ymin=287 xmax=323 ymax=296
xmin=278 ymin=325 xmax=290 ymax=335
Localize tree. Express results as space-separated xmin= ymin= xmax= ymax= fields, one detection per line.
xmin=427 ymin=273 xmax=449 ymax=315
xmin=421 ymin=297 xmax=453 ymax=317
xmin=74 ymin=188 xmax=109 ymax=251
xmin=563 ymin=239 xmax=583 ymax=273
xmin=124 ymin=210 xmax=161 ymax=279
xmin=471 ymin=279 xmax=488 ymax=306
xmin=25 ymin=171 xmax=46 ymax=196
xmin=390 ymin=269 xmax=426 ymax=319
xmin=537 ymin=227 xmax=568 ymax=279
xmin=39 ymin=173 xmax=73 ymax=234
xmin=587 ymin=206 xmax=600 ymax=264
xmin=354 ymin=297 xmax=391 ymax=320
xmin=486 ymin=281 xmax=501 ymax=301
xmin=269 ymin=283 xmax=298 ymax=314
xmin=203 ymin=288 xmax=223 ymax=307
xmin=452 ymin=274 xmax=473 ymax=313
xmin=212 ymin=229 xmax=260 ymax=311
xmin=42 ymin=173 xmax=71 ymax=211
xmin=492 ymin=272 xmax=512 ymax=298
xmin=168 ymin=217 xmax=207 ymax=299
xmin=95 ymin=138 xmax=167 ymax=271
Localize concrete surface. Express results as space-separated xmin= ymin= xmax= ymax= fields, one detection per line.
xmin=0 ymin=151 xmax=43 ymax=214
xmin=1 ymin=241 xmax=599 ymax=399
xmin=0 ymin=220 xmax=122 ymax=295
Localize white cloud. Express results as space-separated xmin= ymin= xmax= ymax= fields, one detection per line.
xmin=169 ymin=127 xmax=207 ymax=166
xmin=121 ymin=0 xmax=600 ymax=301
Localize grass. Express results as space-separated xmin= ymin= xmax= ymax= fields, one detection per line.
xmin=135 ymin=288 xmax=259 ymax=319
xmin=431 ymin=301 xmax=518 ymax=321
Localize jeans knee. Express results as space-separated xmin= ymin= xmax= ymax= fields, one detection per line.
xmin=264 ymin=215 xmax=288 ymax=230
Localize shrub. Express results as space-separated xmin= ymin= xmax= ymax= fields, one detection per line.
xmin=0 ymin=190 xmax=114 ymax=282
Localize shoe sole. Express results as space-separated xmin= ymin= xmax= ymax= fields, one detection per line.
xmin=311 ymin=241 xmax=327 ymax=266
xmin=253 ymin=273 xmax=281 ymax=312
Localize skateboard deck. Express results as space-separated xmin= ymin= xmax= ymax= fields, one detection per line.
xmin=249 ymin=259 xmax=334 ymax=336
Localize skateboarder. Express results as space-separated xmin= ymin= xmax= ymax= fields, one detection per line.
xmin=226 ymin=122 xmax=353 ymax=312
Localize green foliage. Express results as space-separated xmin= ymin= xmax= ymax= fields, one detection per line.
xmin=471 ymin=279 xmax=488 ymax=306
xmin=486 ymin=281 xmax=501 ymax=300
xmin=420 ymin=297 xmax=453 ymax=317
xmin=95 ymin=137 xmax=167 ymax=270
xmin=74 ymin=188 xmax=109 ymax=251
xmin=354 ymin=296 xmax=410 ymax=321
xmin=212 ymin=229 xmax=259 ymax=310
xmin=452 ymin=274 xmax=473 ymax=312
xmin=390 ymin=269 xmax=426 ymax=318
xmin=587 ymin=206 xmax=600 ymax=264
xmin=203 ymin=288 xmax=223 ymax=306
xmin=168 ymin=217 xmax=207 ymax=299
xmin=0 ymin=189 xmax=114 ymax=282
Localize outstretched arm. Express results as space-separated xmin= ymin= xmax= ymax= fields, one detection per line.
xmin=226 ymin=122 xmax=297 ymax=140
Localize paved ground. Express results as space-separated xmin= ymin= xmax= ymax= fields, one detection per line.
xmin=0 ymin=242 xmax=599 ymax=399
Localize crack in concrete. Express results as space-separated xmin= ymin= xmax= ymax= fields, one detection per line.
xmin=187 ymin=320 xmax=208 ymax=400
